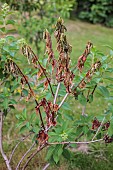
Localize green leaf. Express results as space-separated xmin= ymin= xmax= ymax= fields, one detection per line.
xmin=83 ymin=126 xmax=89 ymax=134
xmin=106 ymin=68 xmax=113 ymax=73
xmin=53 ymin=145 xmax=63 ymax=163
xmin=6 ymin=35 xmax=15 ymax=40
xmin=75 ymin=126 xmax=83 ymax=136
xmin=104 ymin=110 xmax=111 ymax=115
xmin=26 ymin=122 xmax=30 ymax=129
xmin=19 ymin=125 xmax=27 ymax=133
xmin=53 ymin=152 xmax=59 ymax=164
xmin=22 ymin=108 xmax=27 ymax=120
xmin=0 ymin=27 xmax=5 ymax=33
xmin=9 ymin=99 xmax=17 ymax=105
xmin=108 ymin=121 xmax=113 ymax=136
xmin=88 ymin=94 xmax=93 ymax=103
xmin=0 ymin=20 xmax=3 ymax=25
xmin=98 ymin=86 xmax=109 ymax=97
xmin=78 ymin=94 xmax=87 ymax=106
xmin=22 ymin=89 xmax=28 ymax=96
xmin=3 ymin=46 xmax=10 ymax=53
xmin=46 ymin=146 xmax=55 ymax=161
xmin=9 ymin=51 xmax=15 ymax=57
xmin=6 ymin=19 xmax=15 ymax=25
xmin=57 ymin=145 xmax=63 ymax=157
xmin=3 ymin=109 xmax=8 ymax=116
xmin=3 ymin=98 xmax=8 ymax=109
xmin=62 ymin=149 xmax=71 ymax=160
xmin=64 ymin=112 xmax=73 ymax=120
xmin=46 ymin=92 xmax=51 ymax=100
xmin=6 ymin=29 xmax=16 ymax=33
xmin=62 ymin=102 xmax=71 ymax=110
xmin=16 ymin=121 xmax=24 ymax=128
xmin=16 ymin=114 xmax=21 ymax=120
xmin=11 ymin=84 xmax=19 ymax=92
xmin=30 ymin=113 xmax=36 ymax=122
xmin=103 ymin=77 xmax=113 ymax=81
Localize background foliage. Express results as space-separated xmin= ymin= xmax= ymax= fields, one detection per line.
xmin=75 ymin=0 xmax=113 ymax=27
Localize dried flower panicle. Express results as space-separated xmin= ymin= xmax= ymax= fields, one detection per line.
xmin=92 ymin=118 xmax=101 ymax=130
xmin=54 ymin=18 xmax=74 ymax=92
xmin=43 ymin=29 xmax=57 ymax=78
xmin=86 ymin=61 xmax=101 ymax=82
xmin=4 ymin=59 xmax=35 ymax=101
xmin=37 ymin=130 xmax=48 ymax=145
xmin=22 ymin=45 xmax=38 ymax=66
xmin=92 ymin=118 xmax=110 ymax=131
xmin=103 ymin=135 xmax=113 ymax=143
xmin=44 ymin=29 xmax=54 ymax=63
xmin=22 ymin=44 xmax=53 ymax=93
xmin=54 ymin=17 xmax=67 ymax=44
xmin=77 ymin=41 xmax=93 ymax=72
xmin=35 ymin=98 xmax=58 ymax=129
xmin=102 ymin=121 xmax=110 ymax=131
xmin=79 ymin=61 xmax=101 ymax=89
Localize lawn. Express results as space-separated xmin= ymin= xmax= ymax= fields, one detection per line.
xmin=1 ymin=19 xmax=113 ymax=170
xmin=66 ymin=19 xmax=113 ymax=58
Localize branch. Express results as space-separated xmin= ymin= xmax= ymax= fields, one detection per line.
xmin=16 ymin=142 xmax=35 ymax=170
xmin=22 ymin=144 xmax=48 ymax=170
xmin=59 ymin=84 xmax=74 ymax=109
xmin=42 ymin=163 xmax=50 ymax=170
xmin=22 ymin=46 xmax=55 ymax=97
xmin=71 ymin=64 xmax=77 ymax=72
xmin=0 ymin=111 xmax=12 ymax=170
xmin=75 ymin=132 xmax=84 ymax=141
xmin=53 ymin=82 xmax=60 ymax=104
xmin=82 ymin=106 xmax=86 ymax=116
xmin=48 ymin=139 xmax=103 ymax=145
xmin=91 ymin=84 xmax=97 ymax=95
xmin=37 ymin=59 xmax=54 ymax=97
xmin=92 ymin=117 xmax=105 ymax=141
xmin=9 ymin=132 xmax=33 ymax=163
xmin=11 ymin=60 xmax=45 ymax=130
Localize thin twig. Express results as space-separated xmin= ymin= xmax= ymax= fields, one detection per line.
xmin=26 ymin=48 xmax=54 ymax=97
xmin=11 ymin=60 xmax=45 ymax=130
xmin=43 ymin=163 xmax=50 ymax=170
xmin=16 ymin=142 xmax=35 ymax=170
xmin=0 ymin=111 xmax=12 ymax=170
xmin=22 ymin=143 xmax=48 ymax=170
xmin=38 ymin=60 xmax=54 ymax=97
xmin=9 ymin=132 xmax=33 ymax=163
xmin=71 ymin=64 xmax=77 ymax=72
xmin=92 ymin=117 xmax=105 ymax=141
xmin=59 ymin=84 xmax=74 ymax=109
xmin=48 ymin=139 xmax=103 ymax=145
xmin=91 ymin=84 xmax=98 ymax=95
xmin=82 ymin=106 xmax=86 ymax=116
xmin=75 ymin=132 xmax=84 ymax=141
xmin=59 ymin=93 xmax=69 ymax=109
xmin=53 ymin=82 xmax=60 ymax=104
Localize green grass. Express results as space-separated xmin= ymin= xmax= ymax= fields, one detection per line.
xmin=1 ymin=19 xmax=113 ymax=170
xmin=66 ymin=19 xmax=113 ymax=58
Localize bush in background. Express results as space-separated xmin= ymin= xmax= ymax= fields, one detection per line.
xmin=75 ymin=0 xmax=113 ymax=27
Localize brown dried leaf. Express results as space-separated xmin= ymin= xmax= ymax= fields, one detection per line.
xmin=37 ymin=130 xmax=48 ymax=145
xmin=79 ymin=80 xmax=86 ymax=89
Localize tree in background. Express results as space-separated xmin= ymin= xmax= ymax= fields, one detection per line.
xmin=75 ymin=0 xmax=113 ymax=27
xmin=1 ymin=0 xmax=76 ymax=54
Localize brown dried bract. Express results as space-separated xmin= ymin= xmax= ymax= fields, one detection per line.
xmin=77 ymin=41 xmax=93 ymax=72
xmin=92 ymin=118 xmax=101 ymax=130
xmin=37 ymin=130 xmax=48 ymax=145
